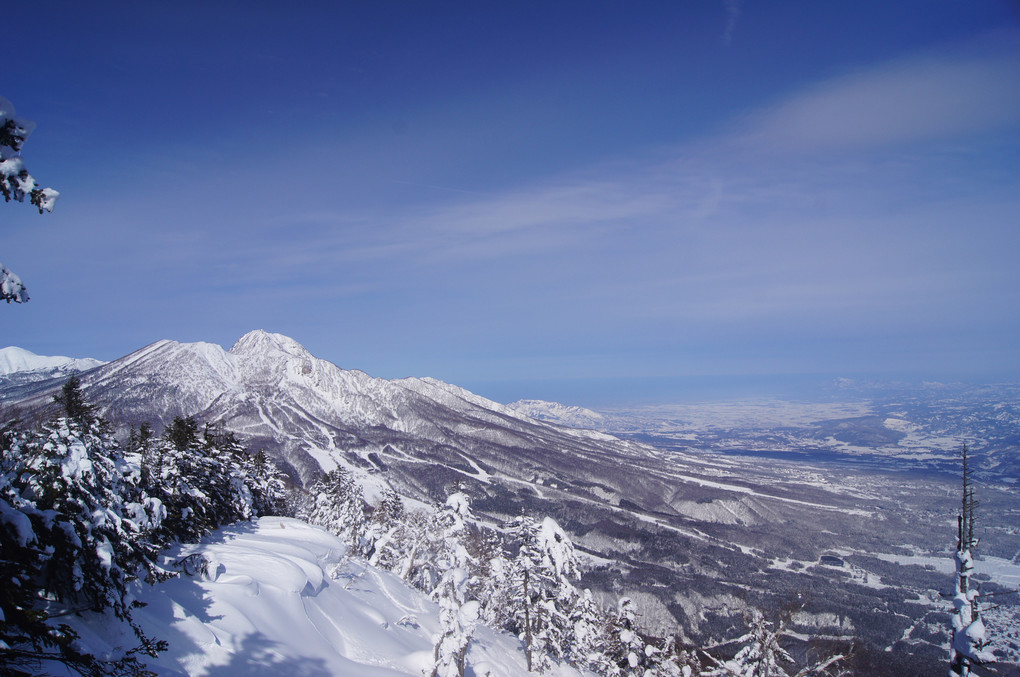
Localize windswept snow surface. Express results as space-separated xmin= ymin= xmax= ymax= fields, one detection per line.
xmin=67 ymin=517 xmax=546 ymax=677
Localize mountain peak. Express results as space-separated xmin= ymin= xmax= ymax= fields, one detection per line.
xmin=229 ymin=330 xmax=310 ymax=358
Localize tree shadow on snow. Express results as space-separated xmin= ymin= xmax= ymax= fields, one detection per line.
xmin=200 ymin=632 xmax=333 ymax=677
xmin=131 ymin=523 xmax=266 ymax=673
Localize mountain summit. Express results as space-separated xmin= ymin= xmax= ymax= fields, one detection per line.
xmin=230 ymin=328 xmax=316 ymax=363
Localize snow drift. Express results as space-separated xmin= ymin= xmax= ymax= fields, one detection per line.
xmin=66 ymin=517 xmax=549 ymax=677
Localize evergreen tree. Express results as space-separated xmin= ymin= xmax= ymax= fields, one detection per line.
xmin=201 ymin=423 xmax=257 ymax=522
xmin=0 ymin=438 xmax=85 ymax=675
xmin=1 ymin=382 xmax=165 ymax=675
xmin=17 ymin=387 xmax=162 ymax=617
xmin=365 ymin=487 xmax=406 ymax=567
xmin=53 ymin=375 xmax=95 ymax=428
xmin=376 ymin=486 xmax=405 ymax=524
xmin=647 ymin=634 xmax=700 ymax=677
xmin=128 ymin=422 xmax=157 ymax=487
xmin=568 ymin=588 xmax=617 ymax=674
xmin=244 ymin=449 xmax=288 ymax=517
xmin=396 ymin=507 xmax=446 ymax=591
xmin=431 ymin=490 xmax=480 ymax=677
xmin=702 ymin=609 xmax=793 ymax=677
xmin=949 ymin=443 xmax=993 ymax=675
xmin=475 ymin=527 xmax=515 ymax=631
xmin=146 ymin=417 xmax=217 ymax=543
xmin=613 ymin=597 xmax=650 ymax=675
xmin=164 ymin=415 xmax=200 ymax=454
xmin=1 ymin=385 xmax=283 ymax=675
xmin=505 ymin=514 xmax=581 ymax=672
xmin=700 ymin=608 xmax=846 ymax=677
xmin=147 ymin=415 xmax=277 ymax=544
xmin=299 ymin=466 xmax=367 ymax=550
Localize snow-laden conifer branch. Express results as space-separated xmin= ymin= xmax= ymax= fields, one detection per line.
xmin=0 ymin=96 xmax=59 ymax=213
xmin=1 ymin=95 xmax=60 ymax=304
xmin=0 ymin=262 xmax=29 ymax=303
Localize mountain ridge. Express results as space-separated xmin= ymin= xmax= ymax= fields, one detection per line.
xmin=1 ymin=330 xmax=648 ymax=493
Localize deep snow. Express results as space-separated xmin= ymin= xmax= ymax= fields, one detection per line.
xmin=64 ymin=517 xmax=560 ymax=677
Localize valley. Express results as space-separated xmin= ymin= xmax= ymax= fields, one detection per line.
xmin=2 ymin=335 xmax=1018 ymax=675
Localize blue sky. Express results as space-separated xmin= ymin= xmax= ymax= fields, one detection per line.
xmin=3 ymin=1 xmax=1019 ymax=405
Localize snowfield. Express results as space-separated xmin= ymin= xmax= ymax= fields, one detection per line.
xmin=66 ymin=517 xmax=550 ymax=677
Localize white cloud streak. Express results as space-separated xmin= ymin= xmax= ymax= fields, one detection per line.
xmin=49 ymin=39 xmax=1015 ymax=380
xmin=732 ymin=45 xmax=1020 ymax=153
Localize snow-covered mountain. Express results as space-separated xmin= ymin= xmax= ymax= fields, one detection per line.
xmin=69 ymin=516 xmax=543 ymax=676
xmin=507 ymin=399 xmax=607 ymax=430
xmin=4 ymin=330 xmax=1007 ymax=673
xmin=0 ymin=345 xmax=104 ymax=383
xmin=3 ymin=330 xmax=656 ymax=502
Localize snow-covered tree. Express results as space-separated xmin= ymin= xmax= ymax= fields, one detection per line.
xmin=949 ymin=443 xmax=994 ymax=676
xmin=1 ymin=432 xmax=87 ymax=675
xmin=146 ymin=415 xmax=282 ymax=544
xmin=0 ymin=265 xmax=27 ymax=304
xmin=431 ymin=490 xmax=480 ymax=677
xmin=505 ymin=514 xmax=582 ymax=671
xmin=1 ymin=95 xmax=59 ymax=304
xmin=702 ymin=609 xmax=793 ymax=677
xmin=1 ymin=379 xmax=165 ymax=675
xmin=15 ymin=380 xmax=163 ymax=616
xmin=366 ymin=503 xmax=446 ymax=593
xmin=299 ymin=466 xmax=367 ymax=550
xmin=619 ymin=597 xmax=651 ymax=674
xmin=244 ymin=449 xmax=288 ymax=517
xmin=199 ymin=423 xmax=259 ymax=521
xmin=128 ymin=422 xmax=158 ymax=488
xmin=700 ymin=608 xmax=846 ymax=677
xmin=568 ymin=588 xmax=618 ymax=674
xmin=364 ymin=486 xmax=405 ymax=566
xmin=475 ymin=527 xmax=515 ymax=630
xmin=647 ymin=634 xmax=701 ymax=677
xmin=147 ymin=417 xmax=229 ymax=543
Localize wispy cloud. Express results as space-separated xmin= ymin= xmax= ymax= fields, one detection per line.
xmin=722 ymin=0 xmax=742 ymax=46
xmin=52 ymin=39 xmax=1017 ymax=381
xmin=731 ymin=44 xmax=1020 ymax=153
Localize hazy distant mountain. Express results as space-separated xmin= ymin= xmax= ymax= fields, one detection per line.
xmin=0 ymin=345 xmax=104 ymax=379
xmin=507 ymin=398 xmax=608 ymax=430
xmin=513 ymin=388 xmax=1020 ymax=485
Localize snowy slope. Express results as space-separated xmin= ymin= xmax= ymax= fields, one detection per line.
xmin=68 ymin=517 xmax=548 ymax=677
xmin=0 ymin=345 xmax=104 ymax=377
